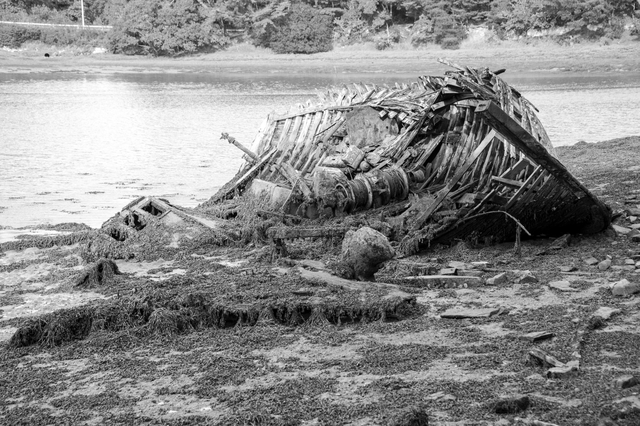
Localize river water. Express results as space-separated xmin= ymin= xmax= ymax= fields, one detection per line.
xmin=1 ymin=71 xmax=640 ymax=228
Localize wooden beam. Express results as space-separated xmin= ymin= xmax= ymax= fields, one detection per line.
xmin=491 ymin=176 xmax=523 ymax=189
xmin=209 ymin=149 xmax=276 ymax=203
xmin=410 ymin=130 xmax=497 ymax=231
xmin=476 ymin=100 xmax=610 ymax=229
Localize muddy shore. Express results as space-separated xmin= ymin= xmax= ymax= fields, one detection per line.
xmin=1 ymin=135 xmax=639 ymax=425
xmin=2 ymin=41 xmax=640 ymax=75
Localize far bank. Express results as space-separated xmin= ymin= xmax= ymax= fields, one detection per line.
xmin=1 ymin=41 xmax=640 ymax=75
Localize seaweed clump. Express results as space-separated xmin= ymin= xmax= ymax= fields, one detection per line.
xmin=75 ymin=258 xmax=120 ymax=288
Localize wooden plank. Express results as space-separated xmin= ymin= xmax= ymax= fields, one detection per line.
xmin=277 ymin=162 xmax=313 ymax=198
xmin=410 ymin=130 xmax=497 ymax=230
xmin=476 ymin=100 xmax=608 ymax=226
xmin=505 ymin=165 xmax=543 ymax=210
xmin=500 ymin=157 xmax=532 ymax=180
xmin=210 ymin=149 xmax=277 ymax=202
xmin=491 ymin=176 xmax=523 ymax=189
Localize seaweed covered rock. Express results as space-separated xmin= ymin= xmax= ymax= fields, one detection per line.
xmin=341 ymin=226 xmax=395 ymax=281
xmin=75 ymin=258 xmax=120 ymax=288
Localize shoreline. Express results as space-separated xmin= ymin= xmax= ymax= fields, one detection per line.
xmin=2 ymin=41 xmax=640 ymax=75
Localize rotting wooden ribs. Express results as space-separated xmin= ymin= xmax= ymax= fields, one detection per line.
xmin=208 ymin=59 xmax=611 ymax=253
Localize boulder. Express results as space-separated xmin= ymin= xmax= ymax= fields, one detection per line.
xmin=487 ymin=272 xmax=509 ymax=286
xmin=517 ymin=271 xmax=538 ymax=284
xmin=592 ymin=307 xmax=621 ymax=321
xmin=341 ymin=226 xmax=395 ymax=281
xmin=493 ymin=396 xmax=530 ymax=414
xmin=615 ymin=375 xmax=640 ymax=390
xmin=613 ymin=224 xmax=632 ymax=235
xmin=610 ymin=279 xmax=640 ymax=296
xmin=598 ymin=259 xmax=612 ymax=271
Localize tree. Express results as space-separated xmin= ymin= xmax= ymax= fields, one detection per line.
xmin=266 ymin=2 xmax=334 ymax=53
xmin=108 ymin=0 xmax=230 ymax=56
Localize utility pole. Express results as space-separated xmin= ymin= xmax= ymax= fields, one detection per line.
xmin=80 ymin=0 xmax=85 ymax=28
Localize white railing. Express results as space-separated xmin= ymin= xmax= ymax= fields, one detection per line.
xmin=0 ymin=20 xmax=112 ymax=31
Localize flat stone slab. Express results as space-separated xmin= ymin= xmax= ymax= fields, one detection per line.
xmin=549 ymin=280 xmax=579 ymax=292
xmin=521 ymin=331 xmax=555 ymax=342
xmin=615 ymin=375 xmax=640 ymax=390
xmin=613 ymin=224 xmax=632 ymax=235
xmin=404 ymin=275 xmax=484 ymax=288
xmin=593 ymin=307 xmax=621 ymax=321
xmin=441 ymin=307 xmax=500 ymax=319
xmin=610 ymin=279 xmax=640 ymax=296
xmin=486 ymin=272 xmax=508 ymax=286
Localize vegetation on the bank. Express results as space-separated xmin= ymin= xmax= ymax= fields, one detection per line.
xmin=0 ymin=0 xmax=639 ymax=55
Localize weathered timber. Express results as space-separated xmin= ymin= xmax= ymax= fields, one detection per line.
xmin=411 ymin=129 xmax=497 ymax=230
xmin=476 ymin=100 xmax=610 ymax=231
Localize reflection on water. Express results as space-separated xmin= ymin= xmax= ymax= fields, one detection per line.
xmin=1 ymin=71 xmax=639 ymax=228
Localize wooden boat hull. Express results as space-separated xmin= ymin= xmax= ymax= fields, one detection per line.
xmin=209 ymin=60 xmax=611 ymax=251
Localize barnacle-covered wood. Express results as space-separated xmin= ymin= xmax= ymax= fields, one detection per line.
xmin=208 ymin=59 xmax=611 ymax=251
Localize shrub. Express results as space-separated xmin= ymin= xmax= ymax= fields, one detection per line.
xmin=263 ymin=3 xmax=333 ymax=54
xmin=410 ymin=12 xmax=466 ymax=48
xmin=0 ymin=23 xmax=105 ymax=48
xmin=108 ymin=0 xmax=230 ymax=56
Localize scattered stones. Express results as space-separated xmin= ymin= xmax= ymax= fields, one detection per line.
xmin=632 ymin=234 xmax=640 ymax=243
xmin=537 ymin=234 xmax=572 ymax=255
xmin=529 ymin=349 xmax=565 ymax=368
xmin=610 ymin=279 xmax=640 ymax=296
xmin=631 ymin=223 xmax=640 ymax=229
xmin=547 ymin=363 xmax=579 ymax=379
xmin=493 ymin=396 xmax=530 ymax=414
xmin=584 ymin=257 xmax=599 ymax=266
xmin=630 ymin=216 xmax=638 ymax=223
xmin=486 ymin=272 xmax=509 ymax=286
xmin=441 ymin=307 xmax=500 ymax=319
xmin=559 ymin=265 xmax=577 ymax=272
xmin=517 ymin=271 xmax=538 ymax=284
xmin=439 ymin=268 xmax=457 ymax=275
xmin=613 ymin=224 xmax=632 ymax=235
xmin=548 ymin=280 xmax=578 ymax=292
xmin=598 ymin=259 xmax=612 ymax=270
xmin=521 ymin=331 xmax=554 ymax=342
xmin=614 ymin=375 xmax=639 ymax=390
xmin=625 ymin=259 xmax=636 ymax=265
xmin=341 ymin=227 xmax=395 ymax=281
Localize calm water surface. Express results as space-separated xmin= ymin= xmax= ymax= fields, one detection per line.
xmin=1 ymin=71 xmax=639 ymax=228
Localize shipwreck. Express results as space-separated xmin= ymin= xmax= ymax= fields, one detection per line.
xmin=202 ymin=59 xmax=611 ymax=253
xmin=97 ymin=60 xmax=611 ymax=260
